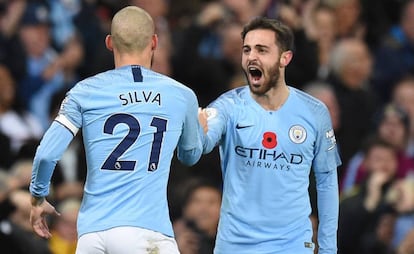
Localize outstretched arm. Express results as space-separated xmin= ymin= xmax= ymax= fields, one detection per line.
xmin=177 ymin=96 xmax=204 ymax=166
xmin=200 ymin=107 xmax=225 ymax=154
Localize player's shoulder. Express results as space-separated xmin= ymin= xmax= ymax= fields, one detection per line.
xmin=142 ymin=68 xmax=198 ymax=97
xmin=72 ymin=69 xmax=110 ymax=90
xmin=214 ymin=86 xmax=248 ymax=104
xmin=290 ymin=86 xmax=329 ymax=114
xmin=72 ymin=66 xmax=195 ymax=94
xmin=205 ymin=87 xmax=249 ymax=120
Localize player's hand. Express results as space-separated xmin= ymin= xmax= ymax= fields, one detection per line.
xmin=30 ymin=197 xmax=60 ymax=239
xmin=198 ymin=108 xmax=208 ymax=134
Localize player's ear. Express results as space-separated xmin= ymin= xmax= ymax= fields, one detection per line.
xmin=279 ymin=50 xmax=293 ymax=68
xmin=151 ymin=34 xmax=158 ymax=51
xmin=105 ymin=35 xmax=113 ymax=51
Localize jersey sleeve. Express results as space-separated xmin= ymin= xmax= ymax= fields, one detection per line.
xmin=315 ymin=169 xmax=339 ymax=254
xmin=29 ymin=121 xmax=75 ymax=197
xmin=55 ymin=86 xmax=84 ymax=132
xmin=312 ymin=105 xmax=341 ymax=173
xmin=312 ymin=104 xmax=341 ymax=254
xmin=203 ymin=97 xmax=228 ymax=154
xmin=176 ymin=90 xmax=203 ymax=166
xmin=30 ymin=85 xmax=83 ymax=197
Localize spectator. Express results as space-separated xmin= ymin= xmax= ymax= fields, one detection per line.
xmin=303 ymin=2 xmax=338 ymax=80
xmin=371 ymin=0 xmax=414 ymax=105
xmin=324 ymin=0 xmax=365 ymax=40
xmin=0 ymin=64 xmax=43 ymax=168
xmin=342 ymin=104 xmax=414 ymax=194
xmin=276 ymin=0 xmax=319 ymax=89
xmin=359 ymin=0 xmax=396 ymax=51
xmin=73 ymin=1 xmax=115 ymax=78
xmin=218 ymin=21 xmax=245 ymax=89
xmin=327 ymin=38 xmax=379 ymax=179
xmin=359 ymin=209 xmax=397 ymax=254
xmin=172 ymin=1 xmax=238 ymax=107
xmin=16 ymin=1 xmax=65 ymax=130
xmin=173 ymin=178 xmax=222 ymax=254
xmin=0 ymin=0 xmax=26 ymax=81
xmin=338 ymin=137 xmax=398 ymax=254
xmin=46 ymin=0 xmax=84 ymax=89
xmin=392 ymin=75 xmax=414 ymax=157
xmin=375 ymin=105 xmax=414 ymax=179
xmin=385 ymin=174 xmax=414 ymax=250
xmin=0 ymin=170 xmax=21 ymax=253
xmin=8 ymin=159 xmax=33 ymax=191
xmin=48 ymin=198 xmax=81 ymax=254
xmin=221 ymin=0 xmax=271 ymax=24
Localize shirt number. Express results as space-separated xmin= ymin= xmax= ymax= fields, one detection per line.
xmin=101 ymin=113 xmax=167 ymax=171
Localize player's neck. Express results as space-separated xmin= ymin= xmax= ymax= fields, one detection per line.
xmin=254 ymin=84 xmax=290 ymax=111
xmin=114 ymin=53 xmax=151 ymax=69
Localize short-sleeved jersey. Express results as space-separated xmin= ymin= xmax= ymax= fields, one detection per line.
xmin=30 ymin=65 xmax=203 ymax=238
xmin=203 ymin=86 xmax=341 ymax=253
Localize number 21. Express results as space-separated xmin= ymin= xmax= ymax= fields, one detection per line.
xmin=101 ymin=113 xmax=167 ymax=171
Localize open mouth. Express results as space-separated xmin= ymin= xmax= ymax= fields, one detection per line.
xmin=248 ymin=67 xmax=263 ymax=83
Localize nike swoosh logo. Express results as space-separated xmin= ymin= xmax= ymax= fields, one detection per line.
xmin=236 ymin=124 xmax=253 ymax=129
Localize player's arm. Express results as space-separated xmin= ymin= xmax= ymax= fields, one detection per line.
xmin=29 ymin=117 xmax=78 ymax=238
xmin=315 ymin=168 xmax=339 ymax=254
xmin=312 ymin=105 xmax=341 ymax=254
xmin=176 ymin=93 xmax=204 ymax=166
xmin=202 ymin=105 xmax=227 ymax=154
xmin=29 ymin=118 xmax=77 ymax=198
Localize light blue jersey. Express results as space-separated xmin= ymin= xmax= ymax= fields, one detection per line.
xmin=30 ymin=65 xmax=203 ymax=238
xmin=203 ymin=86 xmax=341 ymax=254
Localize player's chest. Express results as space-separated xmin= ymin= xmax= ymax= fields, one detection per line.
xmin=228 ymin=110 xmax=316 ymax=155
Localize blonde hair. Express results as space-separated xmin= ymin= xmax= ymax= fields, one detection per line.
xmin=111 ymin=6 xmax=154 ymax=54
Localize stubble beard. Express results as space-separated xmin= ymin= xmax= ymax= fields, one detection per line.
xmin=246 ymin=61 xmax=280 ymax=96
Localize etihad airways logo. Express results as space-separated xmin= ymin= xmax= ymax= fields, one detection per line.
xmin=235 ymin=146 xmax=304 ymax=164
xmin=235 ymin=129 xmax=305 ymax=170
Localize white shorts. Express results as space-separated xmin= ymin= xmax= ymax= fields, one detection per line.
xmin=76 ymin=226 xmax=180 ymax=254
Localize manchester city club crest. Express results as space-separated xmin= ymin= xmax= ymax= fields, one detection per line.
xmin=289 ymin=125 xmax=307 ymax=144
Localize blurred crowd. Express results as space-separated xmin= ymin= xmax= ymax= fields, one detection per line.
xmin=1 ymin=0 xmax=414 ymax=253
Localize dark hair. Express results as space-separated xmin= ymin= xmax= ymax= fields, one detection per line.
xmin=361 ymin=135 xmax=395 ymax=155
xmin=182 ymin=178 xmax=222 ymax=208
xmin=241 ymin=16 xmax=294 ymax=52
xmin=373 ymin=103 xmax=410 ymax=132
